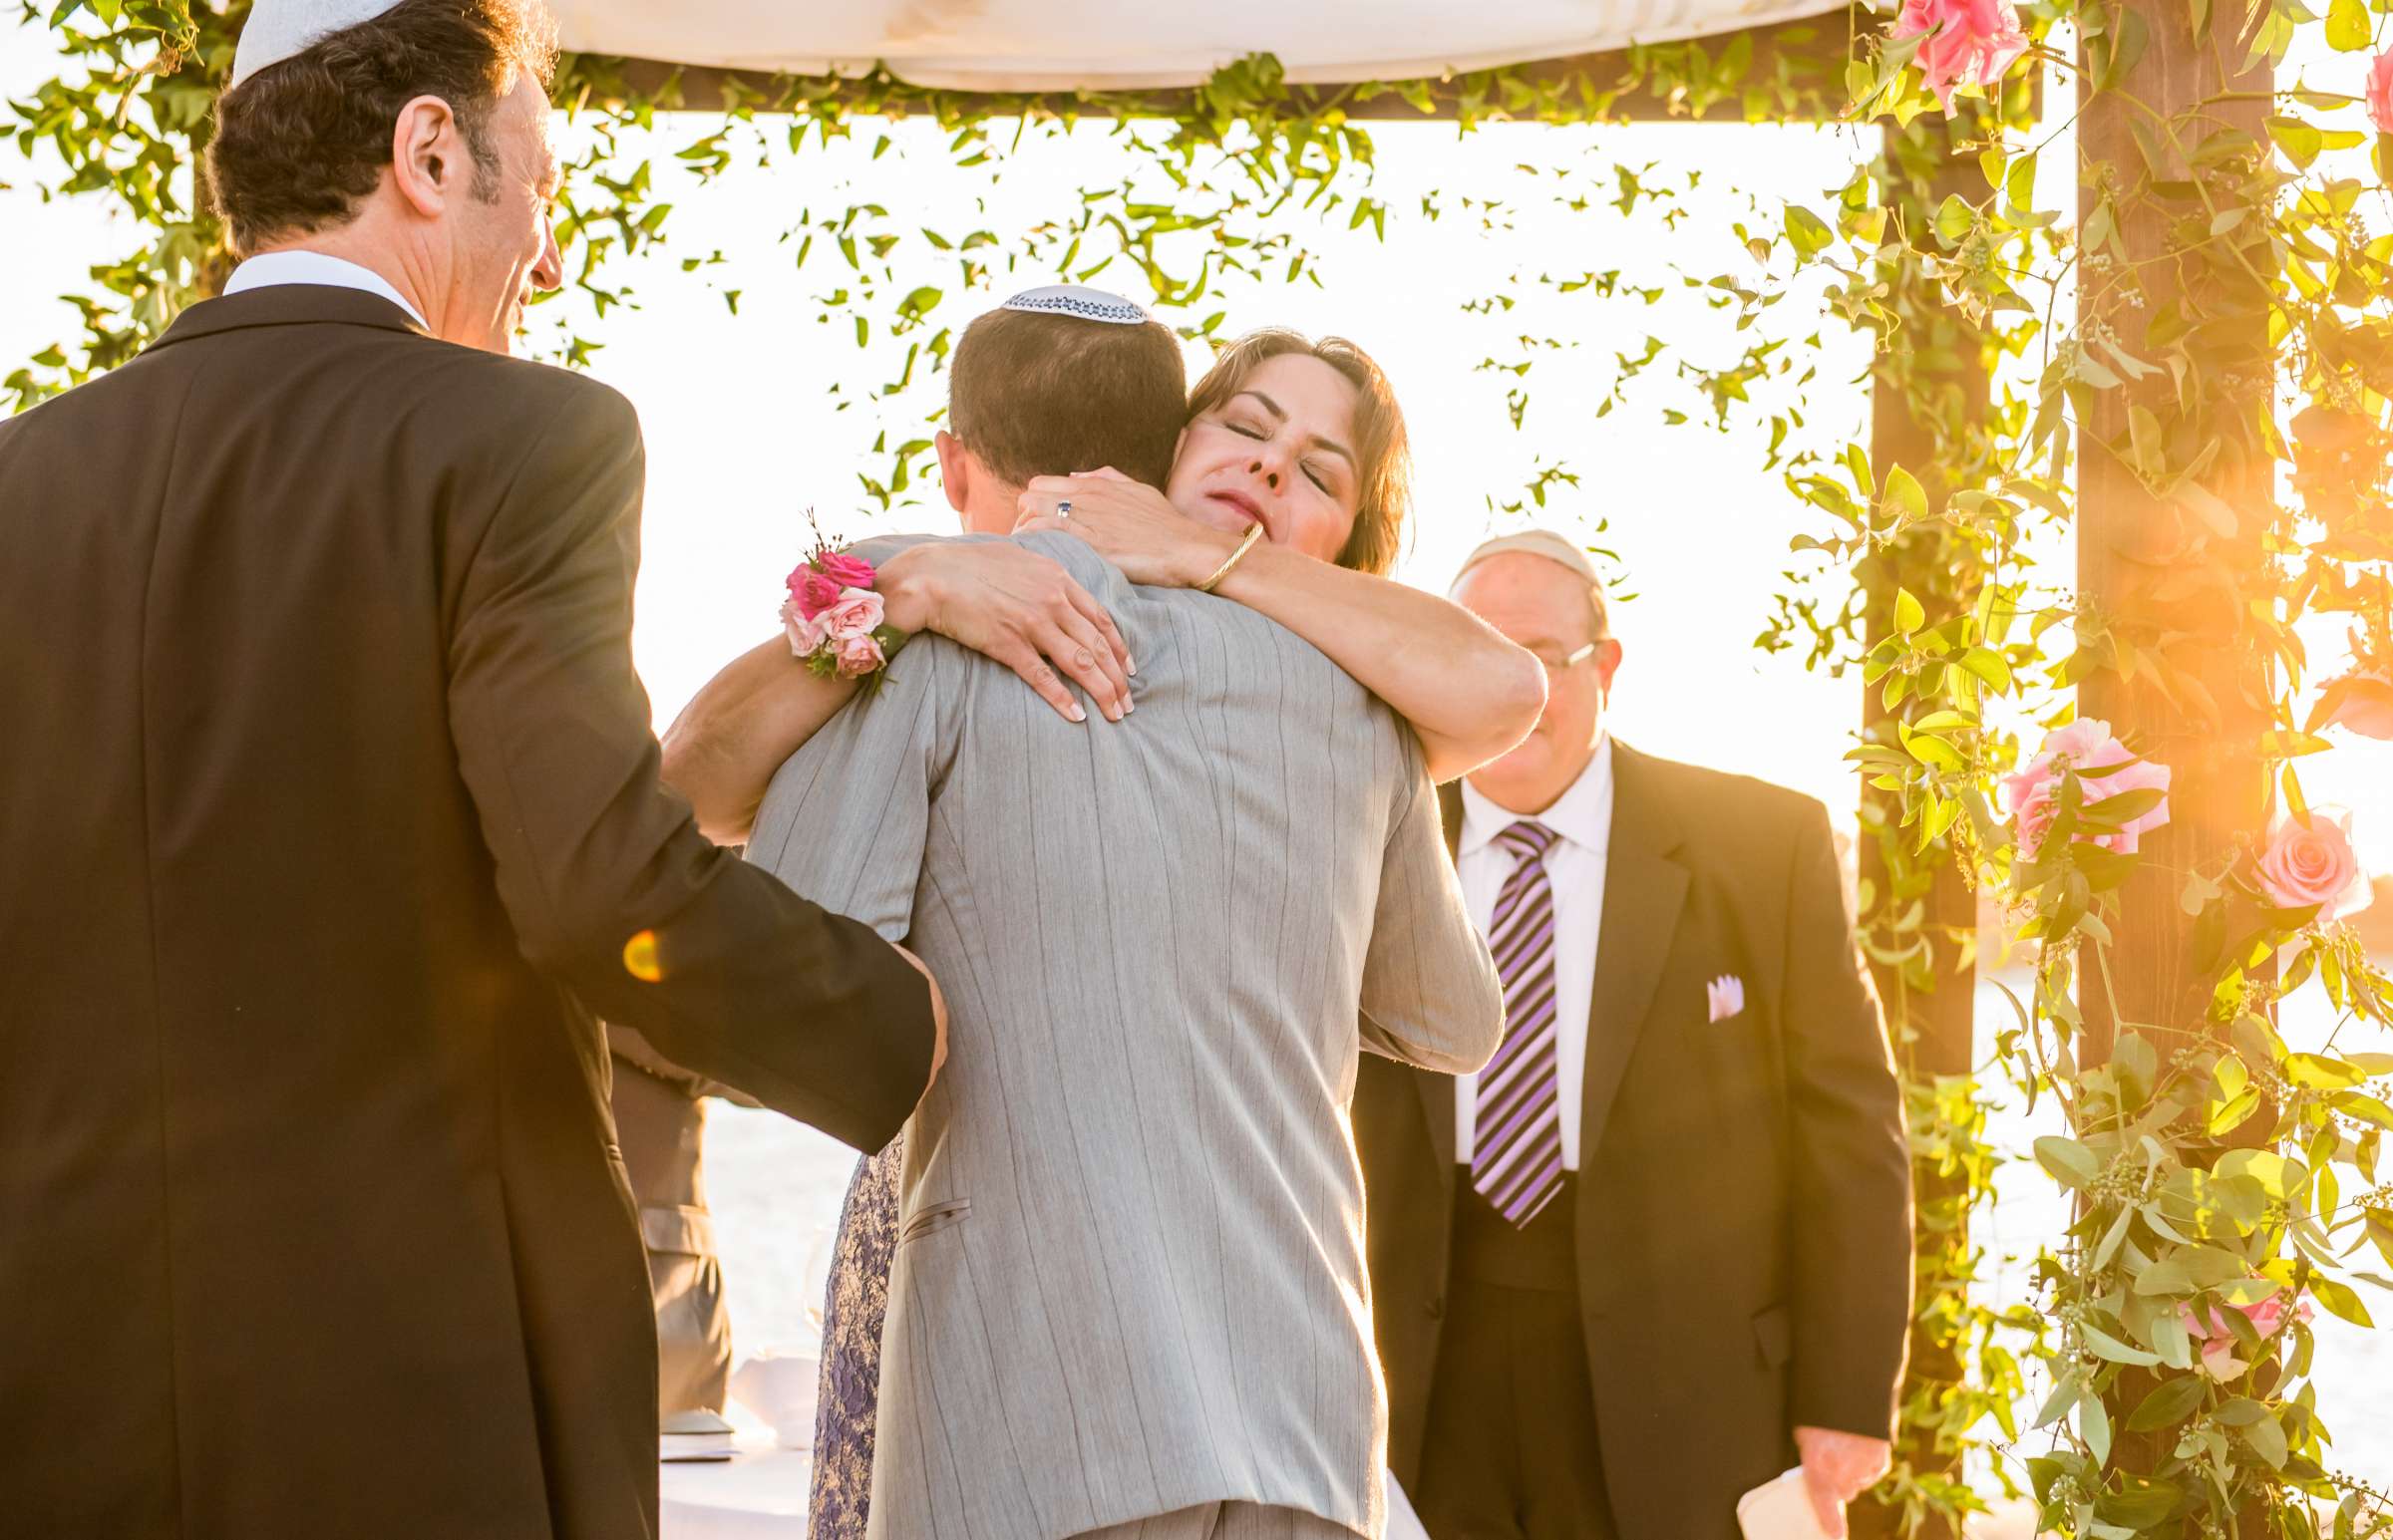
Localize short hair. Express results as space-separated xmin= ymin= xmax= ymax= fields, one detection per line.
xmin=947 ymin=307 xmax=1188 ymax=490
xmin=1185 ymin=329 xmax=1411 ymax=577
xmin=207 ymin=0 xmax=557 ymax=256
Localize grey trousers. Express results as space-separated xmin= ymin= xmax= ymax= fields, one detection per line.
xmin=1072 ymin=1504 xmax=1362 ymax=1540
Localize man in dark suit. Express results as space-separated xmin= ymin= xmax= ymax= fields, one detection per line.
xmin=1354 ymin=529 xmax=1912 ymax=1540
xmin=0 ymin=4 xmax=943 ymax=1536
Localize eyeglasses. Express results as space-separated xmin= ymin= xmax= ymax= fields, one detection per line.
xmin=1529 ymin=641 xmax=1600 ymax=673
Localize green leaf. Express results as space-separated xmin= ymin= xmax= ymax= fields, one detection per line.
xmin=1958 ymin=647 xmax=2012 ymax=694
xmin=2239 ymin=1412 xmax=2288 ymax=1468
xmin=2080 ymin=1387 xmax=2113 ymax=1464
xmin=1894 ymin=587 xmax=1925 ymax=635
xmin=1933 ymin=193 xmax=1976 ymax=244
xmin=2328 ymin=0 xmax=2372 ymax=49
xmin=2312 ymin=1276 xmax=2376 ymax=1327
xmin=2082 ymin=1325 xmax=2163 ymax=1367
xmin=1782 ymin=203 xmax=1835 ymax=259
xmin=2126 ymin=1374 xmax=2207 ymax=1429
xmin=2284 ymin=1053 xmax=2365 ymax=1089
xmin=2036 ymin=1135 xmax=2101 ymax=1190
xmin=1885 ymin=465 xmax=1928 ymax=520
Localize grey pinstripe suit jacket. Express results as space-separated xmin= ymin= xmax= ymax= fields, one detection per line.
xmin=748 ymin=532 xmax=1504 ymax=1540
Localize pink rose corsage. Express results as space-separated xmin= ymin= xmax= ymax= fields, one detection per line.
xmin=781 ymin=533 xmax=905 ymax=687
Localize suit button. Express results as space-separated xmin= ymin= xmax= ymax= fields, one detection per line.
xmin=1426 ymin=1294 xmax=1446 ymax=1321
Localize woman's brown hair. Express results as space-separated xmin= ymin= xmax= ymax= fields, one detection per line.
xmin=1185 ymin=329 xmax=1412 ymax=577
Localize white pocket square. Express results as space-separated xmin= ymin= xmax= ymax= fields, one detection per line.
xmin=1706 ymin=974 xmax=1746 ymax=1023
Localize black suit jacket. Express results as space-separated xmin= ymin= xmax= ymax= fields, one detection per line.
xmin=1355 ymin=743 xmax=1911 ymax=1539
xmin=0 ymin=285 xmax=936 ymax=1539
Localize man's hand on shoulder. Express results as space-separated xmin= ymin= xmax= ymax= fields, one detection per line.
xmin=1793 ymin=1425 xmax=1891 ymax=1538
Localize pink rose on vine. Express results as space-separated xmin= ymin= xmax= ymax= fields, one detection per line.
xmin=2369 ymin=49 xmax=2393 ymax=138
xmin=2181 ymin=1287 xmax=2312 ymax=1382
xmin=2253 ymin=810 xmax=2371 ymax=921
xmin=2002 ymin=719 xmax=2171 ymax=859
xmin=1891 ymin=0 xmax=2030 ymax=109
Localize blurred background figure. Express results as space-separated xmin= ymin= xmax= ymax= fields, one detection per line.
xmin=1353 ymin=528 xmax=1914 ymax=1540
xmin=607 ymin=1026 xmax=759 ymax=1462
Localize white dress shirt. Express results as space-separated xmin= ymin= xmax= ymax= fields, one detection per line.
xmin=1454 ymin=735 xmax=1613 ymax=1170
xmin=222 ymin=250 xmax=428 ymax=329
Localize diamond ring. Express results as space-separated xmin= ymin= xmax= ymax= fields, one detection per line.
xmin=1056 ymin=500 xmax=1073 ymax=520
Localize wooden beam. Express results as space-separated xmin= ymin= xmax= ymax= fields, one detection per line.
xmin=561 ymin=9 xmax=1864 ymax=125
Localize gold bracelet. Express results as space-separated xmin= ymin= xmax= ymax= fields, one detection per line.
xmin=1196 ymin=521 xmax=1265 ymax=593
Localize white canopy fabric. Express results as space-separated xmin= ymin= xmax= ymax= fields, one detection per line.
xmin=548 ymin=0 xmax=1851 ymax=93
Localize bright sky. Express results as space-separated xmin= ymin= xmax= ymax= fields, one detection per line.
xmin=7 ymin=20 xmax=2392 ymax=875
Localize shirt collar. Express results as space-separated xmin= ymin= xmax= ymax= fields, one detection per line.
xmin=223 ymin=251 xmax=429 ymax=330
xmin=1459 ymin=735 xmax=1614 ymax=858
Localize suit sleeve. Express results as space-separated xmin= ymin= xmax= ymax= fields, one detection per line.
xmin=741 ymin=639 xmax=952 ymax=949
xmin=1358 ymin=739 xmax=1506 ymax=1075
xmin=1780 ymin=802 xmax=1913 ymax=1439
xmin=445 ymin=381 xmax=936 ymax=1153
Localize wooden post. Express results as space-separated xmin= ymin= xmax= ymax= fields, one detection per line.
xmin=2074 ymin=0 xmax=2272 ymax=1475
xmin=2074 ymin=7 xmax=2272 ymax=1063
xmin=1844 ymin=112 xmax=1994 ymax=1540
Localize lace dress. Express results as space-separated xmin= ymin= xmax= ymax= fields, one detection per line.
xmin=807 ymin=1129 xmax=903 ymax=1539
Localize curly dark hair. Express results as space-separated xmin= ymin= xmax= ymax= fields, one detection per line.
xmin=206 ymin=0 xmax=556 ymax=255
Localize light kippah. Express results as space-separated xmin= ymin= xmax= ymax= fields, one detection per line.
xmin=230 ymin=0 xmax=408 ymax=90
xmin=1454 ymin=529 xmax=1605 ymax=590
xmin=998 ymin=285 xmax=1153 ymax=325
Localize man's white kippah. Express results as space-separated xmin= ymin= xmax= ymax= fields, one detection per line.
xmin=998 ymin=285 xmax=1153 ymax=325
xmin=230 ymin=0 xmax=407 ymax=90
xmin=1453 ymin=529 xmax=1606 ymax=591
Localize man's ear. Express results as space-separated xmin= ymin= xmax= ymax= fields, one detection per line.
xmin=934 ymin=431 xmax=972 ymax=524
xmin=389 ymin=95 xmax=462 ymax=219
xmin=1594 ymin=638 xmax=1625 ymax=702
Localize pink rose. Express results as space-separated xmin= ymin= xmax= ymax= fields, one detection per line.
xmin=834 ymin=631 xmax=887 ymax=678
xmin=2254 ymin=810 xmax=2370 ymax=921
xmin=781 ymin=596 xmax=834 ymax=657
xmin=2180 ymin=1286 xmax=2312 ymax=1382
xmin=817 ymin=550 xmax=877 ymax=590
xmin=786 ymin=566 xmax=844 ymax=621
xmin=2370 ymin=49 xmax=2393 ymax=138
xmin=2087 ymin=757 xmax=2173 ymax=855
xmin=820 ymin=587 xmax=885 ymax=641
xmin=2002 ymin=719 xmax=2172 ymax=858
xmin=2310 ymin=665 xmax=2393 ymax=740
xmin=2007 ymin=774 xmax=2059 ymax=860
xmin=1893 ymin=0 xmax=2030 ymax=109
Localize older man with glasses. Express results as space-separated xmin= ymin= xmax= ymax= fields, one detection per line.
xmin=1353 ymin=529 xmax=1915 ymax=1540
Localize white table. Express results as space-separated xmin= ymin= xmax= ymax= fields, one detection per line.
xmin=661 ymin=1430 xmax=812 ymax=1540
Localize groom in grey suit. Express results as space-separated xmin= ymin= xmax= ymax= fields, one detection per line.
xmin=750 ymin=530 xmax=1504 ymax=1540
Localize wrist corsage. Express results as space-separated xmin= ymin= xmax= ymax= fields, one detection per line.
xmin=782 ymin=527 xmax=907 ymax=686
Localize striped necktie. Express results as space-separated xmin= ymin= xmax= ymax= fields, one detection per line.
xmin=1470 ymin=818 xmax=1566 ymax=1228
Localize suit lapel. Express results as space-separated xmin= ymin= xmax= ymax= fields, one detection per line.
xmin=1413 ymin=782 xmax=1468 ymax=1183
xmin=1578 ymin=744 xmax=1688 ymax=1168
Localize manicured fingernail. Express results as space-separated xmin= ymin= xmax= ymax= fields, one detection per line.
xmin=1070 ymin=704 xmax=1086 ymax=723
xmin=1125 ymin=695 xmax=1135 ymax=714
xmin=1127 ymin=657 xmax=1138 ymax=676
